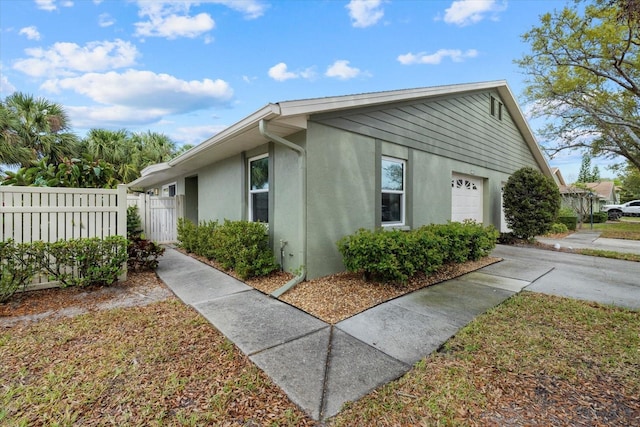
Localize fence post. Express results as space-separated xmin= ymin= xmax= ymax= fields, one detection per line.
xmin=117 ymin=184 xmax=128 ymax=281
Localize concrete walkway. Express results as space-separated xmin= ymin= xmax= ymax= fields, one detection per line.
xmin=156 ymin=248 xmax=537 ymax=421
xmin=156 ymin=237 xmax=640 ymax=421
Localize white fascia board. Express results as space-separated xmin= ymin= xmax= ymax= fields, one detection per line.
xmin=168 ymin=103 xmax=281 ymax=167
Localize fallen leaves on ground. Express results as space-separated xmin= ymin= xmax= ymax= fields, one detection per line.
xmin=1 ymin=298 xmax=315 ymax=426
xmin=330 ymin=292 xmax=640 ymax=426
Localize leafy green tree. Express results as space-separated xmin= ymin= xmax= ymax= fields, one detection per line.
xmin=617 ymin=162 xmax=640 ymax=201
xmin=517 ymin=0 xmax=640 ymax=171
xmin=1 ymin=92 xmax=79 ymax=167
xmin=1 ymin=155 xmax=117 ymax=188
xmin=577 ymin=154 xmax=601 ymax=182
xmin=503 ymin=167 xmax=561 ymax=240
xmin=79 ymin=129 xmax=179 ymax=183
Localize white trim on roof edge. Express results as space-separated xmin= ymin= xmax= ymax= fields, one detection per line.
xmin=128 ymin=81 xmax=552 ymax=189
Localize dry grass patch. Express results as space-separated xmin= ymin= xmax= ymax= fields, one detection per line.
xmin=329 ymin=292 xmax=640 ymax=426
xmin=1 ymin=298 xmax=315 ymax=426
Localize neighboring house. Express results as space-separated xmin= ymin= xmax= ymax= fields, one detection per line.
xmin=584 ymin=181 xmax=618 ymax=206
xmin=130 ymin=81 xmax=553 ymax=280
xmin=554 ymin=166 xmax=618 ymax=217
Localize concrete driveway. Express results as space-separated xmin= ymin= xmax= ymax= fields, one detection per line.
xmin=490 ymin=244 xmax=640 ymax=310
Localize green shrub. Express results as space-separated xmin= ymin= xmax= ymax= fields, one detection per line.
xmin=559 ymin=206 xmax=577 ymax=217
xmin=177 ymin=218 xmax=199 ymax=253
xmin=337 ymin=221 xmax=498 ymax=284
xmin=42 ymin=236 xmax=128 ymax=287
xmin=1 ymin=237 xmax=128 ymax=302
xmin=0 ymin=240 xmax=38 ymax=303
xmin=557 ymin=216 xmax=578 ymax=231
xmin=127 ymin=205 xmax=143 ymax=239
xmin=548 ymin=223 xmax=569 ymax=234
xmin=178 ymin=218 xmax=278 ymax=279
xmin=177 ymin=218 xmax=218 ymax=257
xmin=210 ymin=220 xmax=278 ymax=279
xmin=503 ymin=167 xmax=561 ymax=240
xmin=337 ymin=228 xmax=417 ymax=283
xmin=592 ymin=212 xmax=608 ymax=223
xmin=421 ymin=221 xmax=499 ymax=263
xmin=196 ymin=221 xmax=218 ymax=259
xmin=128 ymin=237 xmax=165 ymax=271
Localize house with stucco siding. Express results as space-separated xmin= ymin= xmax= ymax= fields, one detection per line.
xmin=130 ymin=81 xmax=552 ymax=284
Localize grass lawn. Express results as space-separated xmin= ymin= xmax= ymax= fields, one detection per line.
xmin=592 ymin=217 xmax=640 ymax=240
xmin=2 ymin=291 xmax=639 ymax=425
xmin=330 ymin=292 xmax=640 ymax=426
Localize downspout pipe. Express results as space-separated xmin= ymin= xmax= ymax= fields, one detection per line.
xmin=258 ymin=119 xmax=307 ymax=298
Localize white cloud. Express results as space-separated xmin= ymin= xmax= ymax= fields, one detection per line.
xmin=443 ymin=0 xmax=507 ymax=26
xmin=346 ymin=0 xmax=384 ymax=28
xmin=135 ymin=11 xmax=215 ymax=39
xmin=397 ymin=49 xmax=478 ymax=65
xmin=325 ymin=60 xmax=365 ymax=80
xmin=19 ymin=26 xmax=41 ymax=40
xmin=34 ymin=0 xmax=73 ymax=11
xmin=268 ymin=62 xmax=316 ymax=82
xmin=208 ymin=0 xmax=267 ymax=19
xmin=66 ymin=105 xmax=172 ymax=127
xmin=134 ymin=1 xmax=267 ymax=40
xmin=0 ymin=64 xmax=17 ymax=95
xmin=173 ymin=124 xmax=228 ymax=146
xmin=98 ymin=13 xmax=115 ymax=27
xmin=42 ymin=70 xmax=234 ymax=114
xmin=13 ymin=39 xmax=139 ymax=77
xmin=268 ymin=63 xmax=297 ymax=81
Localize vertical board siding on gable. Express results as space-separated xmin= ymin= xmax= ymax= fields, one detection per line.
xmin=312 ymin=91 xmax=539 ymax=175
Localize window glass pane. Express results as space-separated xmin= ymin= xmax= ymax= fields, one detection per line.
xmin=382 ymin=159 xmax=403 ymax=191
xmin=252 ymin=192 xmax=269 ymax=223
xmin=250 ymin=157 xmax=269 ymax=190
xmin=381 ymin=192 xmax=402 ymax=222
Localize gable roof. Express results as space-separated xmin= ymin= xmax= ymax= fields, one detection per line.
xmin=551 ymin=168 xmax=567 ymax=186
xmin=130 ymin=80 xmax=552 ymax=188
xmin=584 ymin=181 xmax=617 ymax=201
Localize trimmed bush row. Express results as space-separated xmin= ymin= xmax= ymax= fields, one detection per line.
xmin=1 ymin=236 xmax=128 ymax=303
xmin=337 ymin=221 xmax=499 ymax=283
xmin=177 ymin=218 xmax=278 ymax=279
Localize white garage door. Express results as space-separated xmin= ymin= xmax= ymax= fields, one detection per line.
xmin=451 ymin=173 xmax=483 ymax=223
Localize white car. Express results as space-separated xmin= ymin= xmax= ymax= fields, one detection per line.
xmin=601 ymin=200 xmax=640 ymax=220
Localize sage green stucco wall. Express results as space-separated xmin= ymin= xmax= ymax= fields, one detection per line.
xmin=271 ymin=132 xmax=305 ymax=273
xmin=197 ymin=154 xmax=244 ymax=221
xmin=305 ymin=122 xmax=377 ymax=279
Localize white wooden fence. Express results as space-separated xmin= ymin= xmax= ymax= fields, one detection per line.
xmin=1 ymin=185 xmax=127 ymax=243
xmin=127 ymin=194 xmax=182 ymax=244
xmin=1 ymin=185 xmax=128 ymax=289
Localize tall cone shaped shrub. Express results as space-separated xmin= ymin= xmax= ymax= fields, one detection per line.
xmin=503 ymin=167 xmax=561 ymax=240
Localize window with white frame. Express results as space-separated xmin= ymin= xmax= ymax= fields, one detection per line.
xmin=248 ymin=154 xmax=269 ymax=222
xmin=162 ymin=182 xmax=176 ymax=197
xmin=381 ymin=157 xmax=405 ymax=225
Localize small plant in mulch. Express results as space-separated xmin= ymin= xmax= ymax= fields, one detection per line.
xmin=127 ymin=237 xmax=165 ymax=271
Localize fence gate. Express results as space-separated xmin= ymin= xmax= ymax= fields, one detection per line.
xmin=128 ymin=194 xmax=182 ymax=244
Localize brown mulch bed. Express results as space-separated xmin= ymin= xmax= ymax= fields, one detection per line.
xmin=179 ymin=250 xmax=501 ymax=324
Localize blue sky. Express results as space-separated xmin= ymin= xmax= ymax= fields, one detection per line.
xmin=0 ymin=0 xmax=600 ymax=182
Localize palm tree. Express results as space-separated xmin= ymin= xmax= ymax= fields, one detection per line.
xmin=0 ymin=102 xmax=31 ymax=167
xmin=2 ymin=92 xmax=79 ymax=167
